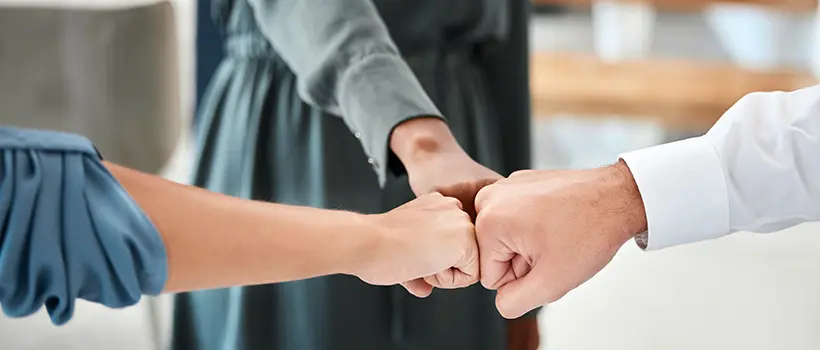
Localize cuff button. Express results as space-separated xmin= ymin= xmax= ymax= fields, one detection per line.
xmin=367 ymin=157 xmax=380 ymax=169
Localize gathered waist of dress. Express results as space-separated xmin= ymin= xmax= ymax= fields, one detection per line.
xmin=224 ymin=33 xmax=476 ymax=66
xmin=224 ymin=34 xmax=277 ymax=59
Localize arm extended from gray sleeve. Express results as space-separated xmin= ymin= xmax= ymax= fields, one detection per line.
xmin=247 ymin=0 xmax=443 ymax=185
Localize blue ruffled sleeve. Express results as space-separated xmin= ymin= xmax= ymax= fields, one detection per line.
xmin=0 ymin=126 xmax=168 ymax=325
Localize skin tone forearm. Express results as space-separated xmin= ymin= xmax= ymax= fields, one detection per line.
xmin=104 ymin=161 xmax=372 ymax=292
xmin=390 ymin=117 xmax=463 ymax=167
xmin=605 ymin=160 xmax=649 ymax=239
xmin=103 ymin=161 xmax=480 ymax=294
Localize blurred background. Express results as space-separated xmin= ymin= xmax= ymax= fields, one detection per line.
xmin=1 ymin=0 xmax=820 ymax=349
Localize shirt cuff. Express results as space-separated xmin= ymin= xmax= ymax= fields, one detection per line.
xmin=338 ymin=53 xmax=443 ymax=187
xmin=619 ymin=137 xmax=731 ymax=251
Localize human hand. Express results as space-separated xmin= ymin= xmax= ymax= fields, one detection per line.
xmin=389 ymin=117 xmax=502 ymax=218
xmin=389 ymin=118 xmax=501 ymax=293
xmin=474 ymin=161 xmax=648 ymax=318
xmin=350 ymin=192 xmax=479 ymax=297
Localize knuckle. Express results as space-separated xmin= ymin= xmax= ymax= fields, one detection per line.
xmin=465 ymin=270 xmax=479 ymax=284
xmin=457 ymin=208 xmax=473 ymax=222
xmin=460 ymin=221 xmax=476 ymax=238
xmin=474 ymin=210 xmax=495 ymax=235
xmin=475 ymin=183 xmax=494 ymax=202
xmin=510 ymin=170 xmax=533 ymax=178
xmin=422 ymin=275 xmax=438 ymax=288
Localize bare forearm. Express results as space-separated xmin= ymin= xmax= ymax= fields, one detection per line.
xmin=606 ymin=160 xmax=648 ymax=240
xmin=390 ymin=117 xmax=463 ymax=169
xmin=104 ymin=162 xmax=371 ymax=293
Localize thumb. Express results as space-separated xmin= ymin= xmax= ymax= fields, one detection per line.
xmin=478 ymin=238 xmax=517 ymax=290
xmin=494 ymin=268 xmax=547 ymax=319
xmin=401 ymin=279 xmax=433 ymax=298
xmin=452 ymin=240 xmax=480 ymax=287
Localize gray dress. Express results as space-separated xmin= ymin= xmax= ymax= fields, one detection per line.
xmin=173 ymin=0 xmax=532 ymax=349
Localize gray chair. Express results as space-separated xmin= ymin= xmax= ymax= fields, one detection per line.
xmin=0 ymin=2 xmax=181 ymax=175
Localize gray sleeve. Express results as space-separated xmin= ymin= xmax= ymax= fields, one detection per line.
xmin=246 ymin=0 xmax=442 ymax=185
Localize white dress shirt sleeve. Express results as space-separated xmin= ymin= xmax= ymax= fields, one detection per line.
xmin=620 ymin=85 xmax=820 ymax=251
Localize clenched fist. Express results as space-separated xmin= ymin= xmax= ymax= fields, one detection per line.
xmin=474 ymin=162 xmax=647 ymax=319
xmin=351 ymin=192 xmax=480 ymax=297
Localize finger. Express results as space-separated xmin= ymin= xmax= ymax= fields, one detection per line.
xmin=464 ymin=178 xmax=499 ymax=219
xmin=451 ymin=267 xmax=479 ymax=287
xmin=509 ymin=169 xmax=538 ymax=179
xmin=485 ymin=261 xmax=519 ymax=290
xmin=424 ymin=267 xmax=478 ymax=289
xmin=511 ymin=254 xmax=533 ymax=280
xmin=420 ymin=192 xmax=445 ymax=204
xmin=434 ymin=185 xmax=474 ymax=218
xmin=423 ymin=274 xmax=445 ymax=288
xmin=474 ymin=185 xmax=494 ymax=214
xmin=510 ymin=169 xmax=558 ymax=181
xmin=429 ymin=192 xmax=463 ymax=211
xmin=495 ymin=267 xmax=549 ymax=319
xmin=423 ymin=269 xmax=455 ymax=289
xmin=476 ymin=226 xmax=516 ymax=289
xmin=478 ymin=176 xmax=503 ymax=188
xmin=489 ymin=254 xmax=533 ymax=290
xmin=398 ymin=192 xmax=441 ymax=210
xmin=454 ymin=236 xmax=480 ymax=286
xmin=401 ymin=279 xmax=433 ymax=298
xmin=426 ymin=192 xmax=445 ymax=201
xmin=480 ymin=256 xmax=512 ymax=290
xmin=448 ymin=195 xmax=464 ymax=211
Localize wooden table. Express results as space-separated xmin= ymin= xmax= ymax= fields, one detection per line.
xmin=530 ymin=53 xmax=816 ymax=130
xmin=529 ymin=0 xmax=819 ymax=130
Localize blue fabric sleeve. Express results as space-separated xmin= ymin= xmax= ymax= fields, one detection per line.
xmin=0 ymin=126 xmax=168 ymax=325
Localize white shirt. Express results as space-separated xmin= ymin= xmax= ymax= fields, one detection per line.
xmin=620 ymin=85 xmax=820 ymax=251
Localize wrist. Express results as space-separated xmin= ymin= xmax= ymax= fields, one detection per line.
xmin=336 ymin=212 xmax=385 ymax=278
xmin=389 ymin=117 xmax=463 ymax=170
xmin=600 ymin=160 xmax=648 ymax=244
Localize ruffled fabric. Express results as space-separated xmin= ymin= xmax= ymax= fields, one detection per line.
xmin=0 ymin=126 xmax=167 ymax=325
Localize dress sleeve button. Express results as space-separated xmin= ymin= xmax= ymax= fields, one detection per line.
xmin=367 ymin=157 xmax=379 ymax=169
